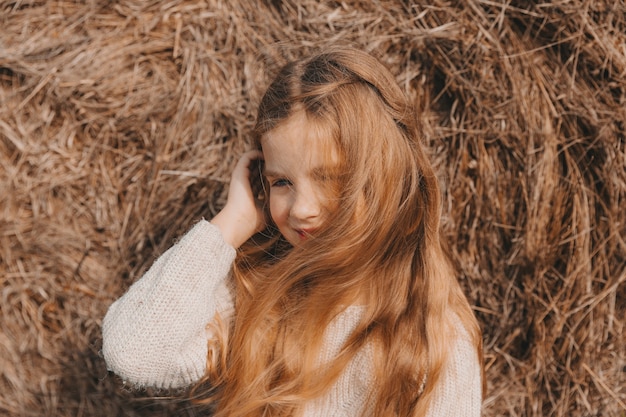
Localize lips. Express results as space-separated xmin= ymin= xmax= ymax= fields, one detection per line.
xmin=295 ymin=228 xmax=317 ymax=239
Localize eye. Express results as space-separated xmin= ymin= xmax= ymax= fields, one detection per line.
xmin=270 ymin=178 xmax=291 ymax=187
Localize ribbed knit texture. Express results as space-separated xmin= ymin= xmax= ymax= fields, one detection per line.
xmin=102 ymin=220 xmax=482 ymax=415
xmin=102 ymin=220 xmax=236 ymax=389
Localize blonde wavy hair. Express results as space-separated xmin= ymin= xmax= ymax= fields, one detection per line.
xmin=192 ymin=47 xmax=483 ymax=416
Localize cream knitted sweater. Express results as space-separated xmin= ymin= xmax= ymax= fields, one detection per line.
xmin=102 ymin=220 xmax=482 ymax=416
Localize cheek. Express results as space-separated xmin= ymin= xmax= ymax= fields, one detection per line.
xmin=320 ymin=188 xmax=341 ymax=219
xmin=269 ymin=194 xmax=289 ymax=226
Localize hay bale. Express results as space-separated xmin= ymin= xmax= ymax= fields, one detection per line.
xmin=0 ymin=1 xmax=624 ymax=415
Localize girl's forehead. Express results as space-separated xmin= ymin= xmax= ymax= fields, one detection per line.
xmin=261 ymin=110 xmax=341 ymax=172
xmin=262 ymin=110 xmax=336 ymax=150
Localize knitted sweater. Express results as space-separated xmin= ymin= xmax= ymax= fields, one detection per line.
xmin=102 ymin=220 xmax=482 ymax=416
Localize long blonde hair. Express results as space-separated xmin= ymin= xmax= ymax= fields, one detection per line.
xmin=193 ymin=47 xmax=483 ymax=416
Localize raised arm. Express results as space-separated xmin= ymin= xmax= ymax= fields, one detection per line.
xmin=102 ymin=150 xmax=267 ymax=389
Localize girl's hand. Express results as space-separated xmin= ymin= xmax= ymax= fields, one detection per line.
xmin=211 ymin=150 xmax=266 ymax=248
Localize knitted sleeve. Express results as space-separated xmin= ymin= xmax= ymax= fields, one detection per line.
xmin=101 ymin=220 xmax=236 ymax=390
xmin=425 ymin=324 xmax=483 ymax=417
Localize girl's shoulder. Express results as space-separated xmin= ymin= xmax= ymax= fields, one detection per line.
xmin=441 ymin=311 xmax=481 ymax=361
xmin=441 ymin=310 xmax=482 ymax=382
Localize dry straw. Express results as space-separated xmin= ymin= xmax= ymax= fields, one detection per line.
xmin=1 ymin=1 xmax=624 ymax=416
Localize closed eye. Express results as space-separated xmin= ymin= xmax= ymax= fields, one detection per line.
xmin=312 ymin=166 xmax=343 ymax=184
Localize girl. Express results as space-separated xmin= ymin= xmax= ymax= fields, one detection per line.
xmin=102 ymin=47 xmax=483 ymax=416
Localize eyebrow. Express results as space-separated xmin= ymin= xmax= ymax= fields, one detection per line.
xmin=262 ymin=169 xmax=283 ymax=178
xmin=263 ymin=165 xmax=340 ymax=179
xmin=311 ymin=166 xmax=341 ymax=180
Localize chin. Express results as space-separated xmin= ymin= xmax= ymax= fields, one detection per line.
xmin=283 ymin=234 xmax=305 ymax=247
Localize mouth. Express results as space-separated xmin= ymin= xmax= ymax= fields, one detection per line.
xmin=295 ymin=228 xmax=316 ymax=239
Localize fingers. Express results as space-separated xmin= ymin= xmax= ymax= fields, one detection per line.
xmin=231 ymin=150 xmax=263 ymax=183
xmin=237 ymin=149 xmax=264 ymax=170
xmin=211 ymin=150 xmax=268 ymax=248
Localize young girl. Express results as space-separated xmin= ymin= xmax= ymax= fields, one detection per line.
xmin=102 ymin=47 xmax=483 ymax=416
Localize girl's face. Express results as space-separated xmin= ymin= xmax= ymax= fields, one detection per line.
xmin=261 ymin=110 xmax=340 ymax=247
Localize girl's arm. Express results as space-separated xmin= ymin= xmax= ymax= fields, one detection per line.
xmin=102 ymin=150 xmax=266 ymax=390
xmin=101 ymin=221 xmax=236 ymax=389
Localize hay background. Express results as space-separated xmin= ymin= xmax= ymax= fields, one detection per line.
xmin=1 ymin=1 xmax=624 ymax=416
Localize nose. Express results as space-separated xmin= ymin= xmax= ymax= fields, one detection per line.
xmin=290 ymin=187 xmax=321 ymax=222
